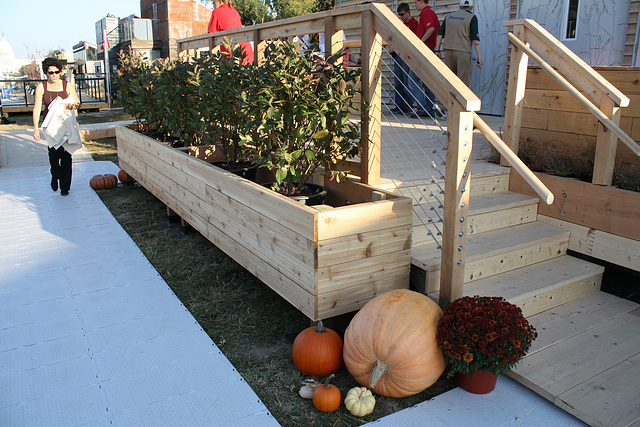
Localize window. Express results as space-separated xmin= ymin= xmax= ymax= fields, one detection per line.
xmin=564 ymin=0 xmax=579 ymax=40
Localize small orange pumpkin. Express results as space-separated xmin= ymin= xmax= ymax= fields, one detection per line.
xmin=313 ymin=374 xmax=341 ymax=412
xmin=292 ymin=320 xmax=343 ymax=377
xmin=90 ymin=174 xmax=118 ymax=190
xmin=343 ymin=289 xmax=446 ymax=398
xmin=117 ymin=169 xmax=127 ymax=184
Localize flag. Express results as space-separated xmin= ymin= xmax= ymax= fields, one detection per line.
xmin=101 ymin=27 xmax=110 ymax=51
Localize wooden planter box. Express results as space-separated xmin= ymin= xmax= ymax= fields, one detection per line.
xmin=116 ymin=126 xmax=413 ymax=320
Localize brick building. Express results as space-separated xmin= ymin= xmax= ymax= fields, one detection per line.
xmin=140 ymin=0 xmax=213 ymax=60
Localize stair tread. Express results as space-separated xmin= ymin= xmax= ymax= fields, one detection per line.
xmin=462 ymin=255 xmax=604 ymax=301
xmin=412 ymin=221 xmax=570 ymax=269
xmin=413 ymin=191 xmax=538 ymax=221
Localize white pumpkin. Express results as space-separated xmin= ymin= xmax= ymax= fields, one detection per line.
xmin=344 ymin=386 xmax=376 ymax=417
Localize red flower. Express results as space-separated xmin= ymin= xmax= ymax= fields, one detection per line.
xmin=436 ymin=296 xmax=537 ymax=376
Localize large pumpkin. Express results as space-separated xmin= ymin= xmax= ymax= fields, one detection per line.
xmin=90 ymin=174 xmax=118 ymax=190
xmin=343 ymin=289 xmax=446 ymax=398
xmin=292 ymin=320 xmax=343 ymax=377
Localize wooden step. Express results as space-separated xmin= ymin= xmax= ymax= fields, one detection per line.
xmin=373 ymin=162 xmax=511 ymax=199
xmin=444 ymin=255 xmax=604 ymax=317
xmin=411 ymin=222 xmax=570 ymax=294
xmin=412 ymin=191 xmax=539 ymax=246
xmin=507 ymin=292 xmax=640 ymax=427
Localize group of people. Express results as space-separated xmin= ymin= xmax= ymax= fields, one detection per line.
xmin=392 ymin=0 xmax=482 ymax=117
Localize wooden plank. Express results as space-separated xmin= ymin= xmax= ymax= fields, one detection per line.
xmin=524 ymin=292 xmax=638 ymax=354
xmin=413 ymin=221 xmax=570 ymax=293
xmin=509 ymin=171 xmax=640 ymax=241
xmin=592 ymin=97 xmax=621 ymax=185
xmin=316 ymin=197 xmax=413 ymax=240
xmin=538 ymin=215 xmax=640 ymax=272
xmin=508 ymin=312 xmax=640 ymax=402
xmin=439 ymin=98 xmax=474 ymax=306
xmin=519 ymin=127 xmax=640 ymax=168
xmin=503 ymin=23 xmax=528 ymax=165
xmin=556 ymin=352 xmax=640 ymax=427
xmin=317 ymin=273 xmax=410 ymax=319
xmin=317 ymin=250 xmax=411 ymax=293
xmin=317 ymin=225 xmax=411 ymax=267
xmin=360 ymin=9 xmax=383 ymax=185
xmin=466 ymin=256 xmax=603 ymax=318
xmin=525 ymin=91 xmax=640 ymax=119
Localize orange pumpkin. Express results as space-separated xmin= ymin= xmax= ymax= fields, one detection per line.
xmin=90 ymin=174 xmax=118 ymax=190
xmin=117 ymin=169 xmax=127 ymax=184
xmin=292 ymin=320 xmax=343 ymax=377
xmin=313 ymin=374 xmax=341 ymax=412
xmin=343 ymin=289 xmax=446 ymax=398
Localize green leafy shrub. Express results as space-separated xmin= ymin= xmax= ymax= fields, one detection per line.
xmin=242 ymin=40 xmax=361 ymax=196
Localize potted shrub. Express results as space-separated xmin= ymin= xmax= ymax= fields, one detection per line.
xmin=242 ymin=40 xmax=361 ymax=203
xmin=436 ymin=295 xmax=538 ymax=394
xmin=193 ymin=41 xmax=259 ymax=177
xmin=115 ymin=49 xmax=174 ymax=142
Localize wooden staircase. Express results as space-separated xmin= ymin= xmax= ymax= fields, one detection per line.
xmin=404 ymin=164 xmax=604 ymax=318
xmin=391 ymin=163 xmax=640 ymax=426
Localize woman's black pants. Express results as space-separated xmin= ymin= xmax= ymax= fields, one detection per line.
xmin=48 ymin=146 xmax=72 ymax=192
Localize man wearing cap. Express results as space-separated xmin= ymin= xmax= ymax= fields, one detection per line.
xmin=434 ymin=0 xmax=483 ymax=87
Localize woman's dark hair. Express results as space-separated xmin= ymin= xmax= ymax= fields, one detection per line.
xmin=42 ymin=57 xmax=63 ymax=72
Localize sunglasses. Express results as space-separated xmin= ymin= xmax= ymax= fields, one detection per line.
xmin=47 ymin=70 xmax=60 ymax=75
xmin=398 ymin=12 xmax=406 ymax=15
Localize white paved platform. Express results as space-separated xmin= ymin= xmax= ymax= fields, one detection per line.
xmin=0 ymin=160 xmax=279 ymax=426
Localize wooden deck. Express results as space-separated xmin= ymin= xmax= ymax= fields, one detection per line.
xmin=509 ymin=292 xmax=640 ymax=427
xmin=377 ymin=112 xmax=640 ymax=427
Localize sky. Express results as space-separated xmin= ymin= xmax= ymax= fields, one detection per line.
xmin=0 ymin=1 xmax=145 ymax=59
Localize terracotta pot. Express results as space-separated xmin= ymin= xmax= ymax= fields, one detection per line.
xmin=457 ymin=370 xmax=498 ymax=394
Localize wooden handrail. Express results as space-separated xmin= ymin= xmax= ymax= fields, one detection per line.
xmin=473 ymin=113 xmax=554 ymax=204
xmin=507 ymin=32 xmax=640 ymax=156
xmin=504 ymin=19 xmax=629 ymax=108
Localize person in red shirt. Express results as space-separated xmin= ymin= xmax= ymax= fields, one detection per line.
xmin=406 ymin=0 xmax=441 ymax=117
xmin=208 ymin=0 xmax=254 ymax=64
xmin=391 ymin=3 xmax=420 ymax=113
xmin=415 ymin=0 xmax=440 ymax=50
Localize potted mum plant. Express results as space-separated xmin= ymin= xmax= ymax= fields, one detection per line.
xmin=437 ymin=296 xmax=538 ymax=394
xmin=242 ymin=40 xmax=360 ymax=204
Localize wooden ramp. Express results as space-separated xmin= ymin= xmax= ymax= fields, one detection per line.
xmin=508 ymin=292 xmax=640 ymax=427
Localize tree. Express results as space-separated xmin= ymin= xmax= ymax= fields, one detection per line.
xmin=18 ymin=61 xmax=40 ymax=80
xmin=235 ymin=0 xmax=273 ymax=25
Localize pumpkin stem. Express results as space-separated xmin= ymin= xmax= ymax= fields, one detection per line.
xmin=369 ymin=360 xmax=387 ymax=388
xmin=316 ymin=320 xmax=327 ymax=333
xmin=324 ymin=373 xmax=335 ymax=389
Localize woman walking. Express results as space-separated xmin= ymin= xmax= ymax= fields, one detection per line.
xmin=33 ymin=57 xmax=81 ymax=196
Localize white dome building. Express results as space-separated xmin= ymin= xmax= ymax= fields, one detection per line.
xmin=0 ymin=35 xmax=32 ymax=76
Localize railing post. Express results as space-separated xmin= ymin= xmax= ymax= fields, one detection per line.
xmin=502 ymin=24 xmax=528 ymax=166
xmin=360 ymin=10 xmax=382 ymax=185
xmin=253 ymin=29 xmax=266 ymax=65
xmin=592 ymin=97 xmax=621 ymax=185
xmin=439 ymin=97 xmax=473 ymax=308
xmin=324 ymin=16 xmax=344 ymax=64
